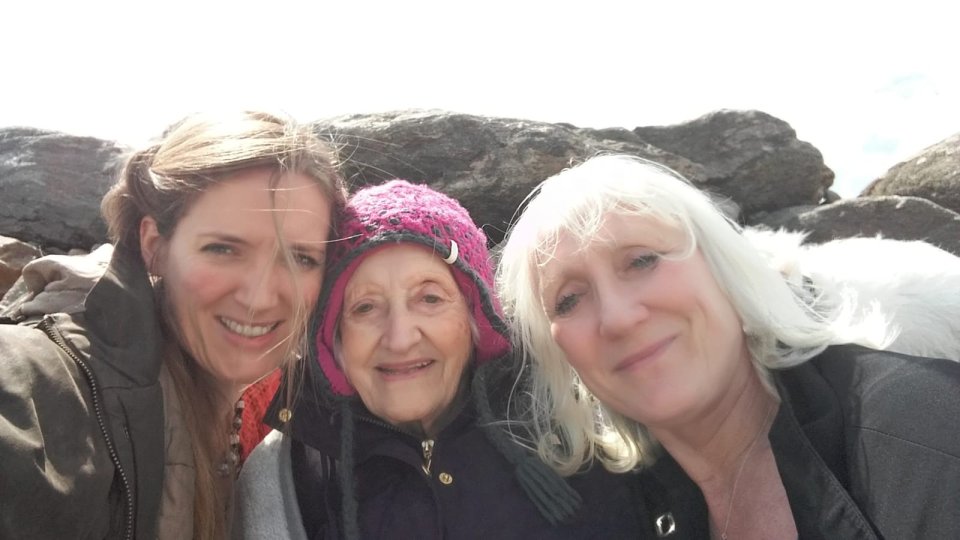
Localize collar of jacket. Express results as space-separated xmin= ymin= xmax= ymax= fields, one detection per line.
xmin=81 ymin=246 xmax=165 ymax=386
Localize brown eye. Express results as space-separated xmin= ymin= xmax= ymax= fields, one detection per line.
xmin=202 ymin=243 xmax=235 ymax=255
xmin=352 ymin=302 xmax=374 ymax=315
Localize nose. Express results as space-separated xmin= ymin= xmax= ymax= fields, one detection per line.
xmin=597 ymin=279 xmax=650 ymax=338
xmin=235 ymin=259 xmax=283 ymax=312
xmin=382 ymin=306 xmax=421 ymax=353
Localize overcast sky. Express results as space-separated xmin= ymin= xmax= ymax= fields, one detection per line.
xmin=4 ymin=0 xmax=957 ymax=196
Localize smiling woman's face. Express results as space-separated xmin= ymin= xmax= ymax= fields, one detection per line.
xmin=141 ymin=167 xmax=332 ymax=392
xmin=339 ymin=244 xmax=473 ymax=436
xmin=539 ymin=213 xmax=750 ymax=429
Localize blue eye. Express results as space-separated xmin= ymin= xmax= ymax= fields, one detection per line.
xmin=554 ymin=293 xmax=579 ymax=316
xmin=294 ymin=252 xmax=321 ymax=270
xmin=630 ymin=254 xmax=660 ymax=270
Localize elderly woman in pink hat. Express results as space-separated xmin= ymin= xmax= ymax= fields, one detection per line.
xmin=233 ymin=180 xmax=645 ymax=539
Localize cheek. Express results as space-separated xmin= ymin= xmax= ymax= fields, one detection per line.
xmin=451 ymin=321 xmax=473 ymax=368
xmin=551 ymin=321 xmax=586 ymax=368
xmin=339 ymin=323 xmax=373 ymax=372
xmin=163 ymin=259 xmax=233 ymax=312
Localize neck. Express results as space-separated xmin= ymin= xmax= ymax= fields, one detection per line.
xmin=219 ymin=382 xmax=247 ymax=406
xmin=403 ymin=373 xmax=472 ymax=440
xmin=651 ymin=368 xmax=778 ymax=486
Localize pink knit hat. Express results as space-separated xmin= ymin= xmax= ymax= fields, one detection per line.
xmin=314 ymin=179 xmax=511 ymax=396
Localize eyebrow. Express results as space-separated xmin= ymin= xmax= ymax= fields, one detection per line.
xmin=198 ymin=233 xmax=326 ymax=255
xmin=198 ymin=232 xmax=248 ymax=245
xmin=287 ymin=240 xmax=326 ymax=253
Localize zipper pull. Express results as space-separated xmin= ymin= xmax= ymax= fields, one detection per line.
xmin=421 ymin=439 xmax=434 ymax=476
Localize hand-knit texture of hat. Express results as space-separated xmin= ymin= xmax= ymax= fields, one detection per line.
xmin=314 ymin=179 xmax=511 ymax=396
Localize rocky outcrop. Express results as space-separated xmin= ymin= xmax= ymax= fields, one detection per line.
xmin=1 ymin=108 xmax=959 ymax=267
xmin=316 ymin=110 xmax=703 ymax=243
xmin=632 ymin=110 xmax=835 ymax=216
xmin=753 ymin=196 xmax=960 ymax=255
xmin=0 ymin=127 xmax=128 ymax=250
xmin=861 ymin=132 xmax=960 ymax=215
xmin=316 ymin=109 xmax=831 ymax=242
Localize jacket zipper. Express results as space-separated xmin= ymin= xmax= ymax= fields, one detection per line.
xmin=356 ymin=415 xmax=437 ymax=478
xmin=421 ymin=439 xmax=434 ymax=476
xmin=39 ymin=317 xmax=135 ymax=540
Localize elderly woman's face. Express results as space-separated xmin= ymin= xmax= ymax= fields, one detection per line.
xmin=539 ymin=213 xmax=750 ymax=428
xmin=340 ymin=245 xmax=473 ymax=436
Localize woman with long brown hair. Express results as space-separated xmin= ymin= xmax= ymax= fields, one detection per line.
xmin=0 ymin=111 xmax=347 ymax=539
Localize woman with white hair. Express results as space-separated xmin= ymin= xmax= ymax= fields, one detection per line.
xmin=496 ymin=154 xmax=960 ymax=539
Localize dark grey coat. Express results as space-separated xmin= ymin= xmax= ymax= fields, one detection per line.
xmin=635 ymin=344 xmax=960 ymax=539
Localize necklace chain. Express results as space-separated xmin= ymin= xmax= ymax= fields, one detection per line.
xmin=218 ymin=398 xmax=245 ymax=478
xmin=718 ymin=402 xmax=776 ymax=540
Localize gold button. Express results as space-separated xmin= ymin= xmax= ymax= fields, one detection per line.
xmin=278 ymin=408 xmax=292 ymax=423
xmin=438 ymin=472 xmax=453 ymax=485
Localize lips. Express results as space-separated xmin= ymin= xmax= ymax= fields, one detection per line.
xmin=376 ymin=359 xmax=435 ymax=376
xmin=218 ymin=316 xmax=280 ymax=337
xmin=614 ymin=336 xmax=675 ymax=372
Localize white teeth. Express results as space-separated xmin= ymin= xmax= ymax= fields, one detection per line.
xmin=220 ymin=317 xmax=275 ymax=337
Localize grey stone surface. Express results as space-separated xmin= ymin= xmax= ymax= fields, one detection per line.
xmin=0 ymin=127 xmax=128 ymax=250
xmin=862 ymin=132 xmax=960 ymax=215
xmin=751 ymin=196 xmax=960 ymax=256
xmin=633 ymin=109 xmax=835 ymax=216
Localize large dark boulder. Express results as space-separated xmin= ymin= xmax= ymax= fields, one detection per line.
xmin=0 ymin=128 xmax=127 ymax=250
xmin=752 ymin=196 xmax=960 ymax=256
xmin=861 ymin=132 xmax=960 ymax=215
xmin=633 ymin=110 xmax=835 ymax=217
xmin=314 ymin=109 xmax=830 ymax=243
xmin=315 ymin=110 xmax=699 ymax=243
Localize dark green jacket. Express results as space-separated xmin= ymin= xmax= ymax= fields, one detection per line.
xmin=0 ymin=249 xmax=166 ymax=540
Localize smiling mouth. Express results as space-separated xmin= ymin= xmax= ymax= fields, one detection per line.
xmin=376 ymin=360 xmax=435 ymax=376
xmin=615 ymin=336 xmax=675 ymax=371
xmin=219 ymin=317 xmax=279 ymax=337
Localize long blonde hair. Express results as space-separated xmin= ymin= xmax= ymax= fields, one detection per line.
xmin=102 ymin=111 xmax=347 ymax=538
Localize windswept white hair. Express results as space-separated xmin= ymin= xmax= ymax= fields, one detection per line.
xmin=496 ymin=154 xmax=895 ymax=475
xmin=746 ymin=228 xmax=960 ymax=361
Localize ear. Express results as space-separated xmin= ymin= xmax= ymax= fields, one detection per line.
xmin=139 ymin=216 xmax=164 ymax=274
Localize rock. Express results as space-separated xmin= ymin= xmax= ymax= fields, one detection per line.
xmin=314 ymin=109 xmax=829 ymax=243
xmin=0 ymin=235 xmax=41 ymax=297
xmin=861 ymin=132 xmax=960 ymax=215
xmin=0 ymin=127 xmax=128 ymax=250
xmin=315 ymin=110 xmax=702 ymax=244
xmin=1 ymin=109 xmax=957 ymax=258
xmin=633 ymin=110 xmax=835 ymax=216
xmin=751 ymin=196 xmax=960 ymax=256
